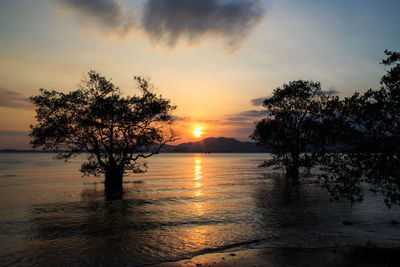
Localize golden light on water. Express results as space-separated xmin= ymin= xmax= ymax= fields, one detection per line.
xmin=194 ymin=168 xmax=202 ymax=181
xmin=194 ymin=202 xmax=204 ymax=216
xmin=194 ymin=157 xmax=203 ymax=196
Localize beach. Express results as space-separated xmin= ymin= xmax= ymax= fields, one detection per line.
xmin=154 ymin=246 xmax=399 ymax=267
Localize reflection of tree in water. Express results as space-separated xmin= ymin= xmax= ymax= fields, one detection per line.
xmin=26 ymin=188 xmax=155 ymax=266
xmin=254 ymin=173 xmax=303 ymax=207
xmin=252 ymin=173 xmax=354 ymax=238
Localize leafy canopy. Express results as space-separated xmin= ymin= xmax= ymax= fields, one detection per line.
xmin=30 ymin=71 xmax=176 ymax=177
xmin=318 ymin=50 xmax=400 ymax=207
xmin=251 ymin=80 xmax=336 ymax=177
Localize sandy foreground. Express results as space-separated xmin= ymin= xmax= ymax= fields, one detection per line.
xmin=152 ymin=246 xmax=396 ymax=267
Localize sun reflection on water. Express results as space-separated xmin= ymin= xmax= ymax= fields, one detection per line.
xmin=194 ymin=202 xmax=204 ymax=216
xmin=194 ymin=157 xmax=203 ymax=197
xmin=194 ymin=159 xmax=202 ymax=181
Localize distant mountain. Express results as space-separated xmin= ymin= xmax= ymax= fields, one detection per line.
xmin=0 ymin=138 xmax=269 ymax=153
xmin=0 ymin=149 xmax=39 ymax=153
xmin=173 ymin=137 xmax=268 ymax=153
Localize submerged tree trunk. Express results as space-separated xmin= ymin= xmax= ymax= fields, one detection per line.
xmin=104 ymin=167 xmax=124 ymax=199
xmin=287 ymin=165 xmax=299 ymax=179
xmin=286 ymin=152 xmax=300 ymax=184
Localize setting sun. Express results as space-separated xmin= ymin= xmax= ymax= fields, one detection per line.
xmin=193 ymin=127 xmax=203 ymax=138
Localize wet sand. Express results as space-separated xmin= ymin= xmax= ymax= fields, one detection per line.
xmin=154 ymin=246 xmax=398 ymax=267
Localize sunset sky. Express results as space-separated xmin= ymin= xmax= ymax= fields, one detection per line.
xmin=0 ymin=0 xmax=399 ymax=149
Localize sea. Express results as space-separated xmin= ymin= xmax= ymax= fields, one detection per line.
xmin=0 ymin=153 xmax=399 ymax=266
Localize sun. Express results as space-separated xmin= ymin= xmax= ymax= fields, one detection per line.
xmin=193 ymin=127 xmax=203 ymax=138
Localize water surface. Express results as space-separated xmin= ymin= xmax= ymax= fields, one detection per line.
xmin=0 ymin=153 xmax=399 ymax=266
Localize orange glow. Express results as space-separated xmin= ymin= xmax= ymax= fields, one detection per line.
xmin=193 ymin=127 xmax=203 ymax=138
xmin=194 ymin=202 xmax=204 ymax=216
xmin=194 ymin=157 xmax=203 ymax=196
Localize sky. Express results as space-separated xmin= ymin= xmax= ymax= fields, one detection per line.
xmin=0 ymin=0 xmax=399 ymax=149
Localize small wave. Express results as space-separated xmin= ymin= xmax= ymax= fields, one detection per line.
xmin=124 ymin=180 xmax=144 ymax=184
xmin=151 ymin=239 xmax=359 ymax=267
xmin=82 ymin=182 xmax=102 ymax=185
xmin=196 ymin=238 xmax=268 ymax=254
xmin=0 ymin=174 xmax=18 ymax=178
xmin=145 ymin=238 xmax=269 ymax=266
xmin=145 ymin=187 xmax=192 ymax=192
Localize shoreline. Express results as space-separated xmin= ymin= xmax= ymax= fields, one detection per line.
xmin=152 ymin=245 xmax=400 ymax=267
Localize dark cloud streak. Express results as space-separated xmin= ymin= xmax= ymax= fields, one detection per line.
xmin=239 ymin=110 xmax=266 ymax=117
xmin=250 ymin=97 xmax=266 ymax=106
xmin=59 ymin=0 xmax=135 ymax=35
xmin=226 ymin=109 xmax=266 ymax=121
xmin=0 ymin=87 xmax=32 ymax=109
xmin=57 ymin=0 xmax=265 ymax=49
xmin=142 ymin=0 xmax=265 ymax=48
xmin=0 ymin=130 xmax=29 ymax=136
xmin=61 ymin=0 xmax=122 ymax=27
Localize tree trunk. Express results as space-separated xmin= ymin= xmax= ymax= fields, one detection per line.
xmin=287 ymin=165 xmax=299 ymax=181
xmin=287 ymin=153 xmax=300 ymax=184
xmin=104 ymin=167 xmax=124 ymax=199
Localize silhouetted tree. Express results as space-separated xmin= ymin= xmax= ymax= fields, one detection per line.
xmin=319 ymin=50 xmax=400 ymax=207
xmin=251 ymin=80 xmax=336 ymax=181
xmin=30 ymin=71 xmax=176 ymax=197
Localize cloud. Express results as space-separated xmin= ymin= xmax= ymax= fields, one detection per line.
xmin=250 ymin=97 xmax=265 ymax=106
xmin=59 ymin=0 xmax=135 ymax=35
xmin=226 ymin=109 xmax=266 ymax=121
xmin=315 ymin=89 xmax=339 ymax=96
xmin=0 ymin=130 xmax=29 ymax=136
xmin=142 ymin=0 xmax=265 ymax=48
xmin=0 ymin=87 xmax=32 ymax=109
xmin=0 ymin=130 xmax=30 ymax=149
xmin=171 ymin=115 xmax=189 ymax=121
xmin=225 ymin=117 xmax=251 ymax=122
xmin=238 ymin=110 xmax=266 ymax=117
xmin=219 ymin=120 xmax=254 ymax=127
xmin=172 ymin=116 xmax=220 ymax=124
xmin=57 ymin=0 xmax=265 ymax=49
xmin=232 ymin=126 xmax=255 ymax=134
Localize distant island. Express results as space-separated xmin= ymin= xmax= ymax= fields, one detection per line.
xmin=171 ymin=137 xmax=269 ymax=153
xmin=0 ymin=137 xmax=270 ymax=153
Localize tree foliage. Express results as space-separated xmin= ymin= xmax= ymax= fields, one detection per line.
xmin=251 ymin=51 xmax=400 ymax=207
xmin=251 ymin=80 xmax=336 ymax=179
xmin=30 ymin=71 xmax=176 ymax=195
xmin=318 ymin=50 xmax=400 ymax=207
